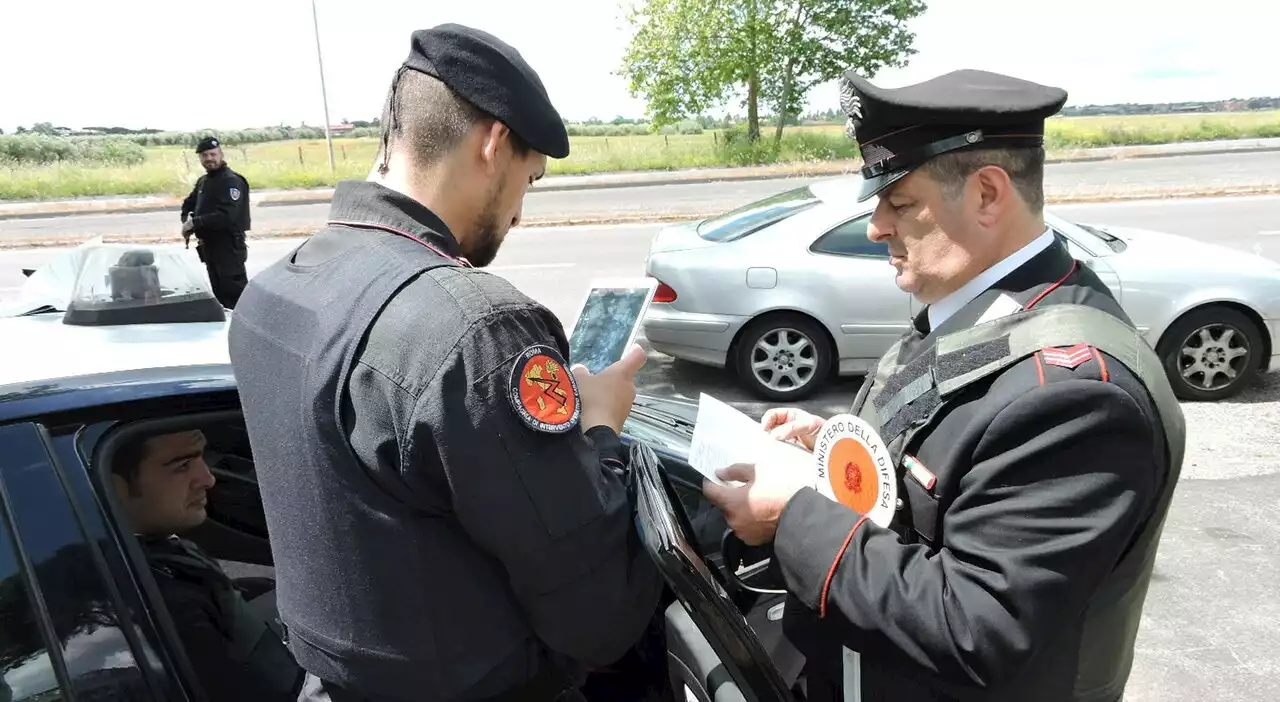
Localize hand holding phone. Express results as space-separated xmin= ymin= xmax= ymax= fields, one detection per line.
xmin=567 ymin=279 xmax=659 ymax=376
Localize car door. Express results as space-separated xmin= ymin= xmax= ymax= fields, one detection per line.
xmin=626 ymin=437 xmax=799 ymax=702
xmin=623 ymin=401 xmax=807 ymax=687
xmin=805 ymin=214 xmax=913 ymax=372
xmin=0 ymin=421 xmax=191 ymax=701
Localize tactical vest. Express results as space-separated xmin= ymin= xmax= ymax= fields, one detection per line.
xmin=147 ymin=539 xmax=301 ymax=697
xmin=228 ymin=229 xmax=468 ymax=699
xmin=847 ymin=304 xmax=1185 ymax=700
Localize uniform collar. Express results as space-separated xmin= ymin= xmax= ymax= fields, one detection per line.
xmin=925 ymin=228 xmax=1055 ymax=332
xmin=327 ymin=180 xmax=468 ymax=264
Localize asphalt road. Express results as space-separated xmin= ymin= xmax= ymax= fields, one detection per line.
xmin=7 ymin=194 xmax=1279 ymax=312
xmin=4 ymin=195 xmax=1280 ymax=700
xmin=2 ymin=150 xmax=1279 ymax=243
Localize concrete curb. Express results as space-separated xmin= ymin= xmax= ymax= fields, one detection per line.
xmin=3 ymin=185 xmax=1277 ymax=251
xmin=3 ymin=138 xmax=1280 ymax=222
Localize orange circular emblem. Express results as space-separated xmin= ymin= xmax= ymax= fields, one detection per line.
xmin=508 ymin=345 xmax=580 ymax=433
xmin=827 ymin=437 xmax=879 ymax=516
xmin=814 ymin=414 xmax=897 ymax=527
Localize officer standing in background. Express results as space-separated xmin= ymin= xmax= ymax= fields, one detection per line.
xmin=181 ymin=136 xmax=250 ymax=309
xmin=227 ymin=24 xmax=665 ymax=702
xmin=704 ymin=69 xmax=1184 ymax=701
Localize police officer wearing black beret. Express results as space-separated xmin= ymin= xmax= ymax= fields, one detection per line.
xmin=228 ymin=24 xmax=665 ymax=702
xmin=704 ymin=69 xmax=1185 ymax=701
xmin=181 ymin=136 xmax=251 ymax=309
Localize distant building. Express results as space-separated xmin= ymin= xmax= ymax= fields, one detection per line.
xmin=328 ymin=123 xmax=356 ymax=136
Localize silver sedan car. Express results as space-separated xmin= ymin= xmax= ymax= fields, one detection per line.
xmin=642 ymin=176 xmax=1280 ymax=402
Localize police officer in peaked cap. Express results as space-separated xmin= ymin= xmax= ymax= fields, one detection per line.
xmin=704 ymin=69 xmax=1184 ymax=701
xmin=227 ymin=24 xmax=665 ymax=702
xmin=181 ymin=136 xmax=251 ymax=308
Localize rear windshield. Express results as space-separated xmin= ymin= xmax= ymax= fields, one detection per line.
xmin=696 ymin=186 xmax=820 ymax=242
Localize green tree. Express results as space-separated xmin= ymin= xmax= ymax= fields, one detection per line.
xmin=619 ymin=0 xmax=927 ymax=144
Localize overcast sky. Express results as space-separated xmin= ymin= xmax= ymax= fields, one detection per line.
xmin=2 ymin=0 xmax=1276 ymax=134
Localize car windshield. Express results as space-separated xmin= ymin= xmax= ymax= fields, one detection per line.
xmin=695 ymin=186 xmax=820 ymax=242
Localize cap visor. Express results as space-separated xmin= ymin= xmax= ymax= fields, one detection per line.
xmin=857 ymin=170 xmax=911 ymax=203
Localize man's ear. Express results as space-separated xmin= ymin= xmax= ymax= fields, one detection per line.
xmin=478 ymin=120 xmax=510 ymax=176
xmin=971 ymin=165 xmax=1015 ymax=228
xmin=111 ymin=473 xmax=134 ymax=502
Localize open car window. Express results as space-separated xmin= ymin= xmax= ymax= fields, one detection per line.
xmin=94 ymin=412 xmax=274 ymax=578
xmin=92 ymin=412 xmax=297 ymax=701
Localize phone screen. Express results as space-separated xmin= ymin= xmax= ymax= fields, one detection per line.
xmin=568 ymin=285 xmax=656 ymax=374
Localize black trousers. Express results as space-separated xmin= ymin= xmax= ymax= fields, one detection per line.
xmin=198 ymin=233 xmax=249 ymax=309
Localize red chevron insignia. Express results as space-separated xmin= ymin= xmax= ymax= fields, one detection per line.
xmin=1040 ymin=343 xmax=1094 ymax=369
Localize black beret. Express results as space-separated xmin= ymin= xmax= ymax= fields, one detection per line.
xmin=195 ymin=136 xmax=221 ymax=153
xmin=839 ymin=69 xmax=1068 ymax=201
xmin=401 ymin=24 xmax=569 ymax=159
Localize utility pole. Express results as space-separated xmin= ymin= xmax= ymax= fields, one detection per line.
xmin=311 ymin=0 xmax=335 ymax=173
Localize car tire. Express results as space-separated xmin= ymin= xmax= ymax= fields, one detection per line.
xmin=1158 ymin=306 xmax=1264 ymax=402
xmin=734 ymin=314 xmax=833 ymax=402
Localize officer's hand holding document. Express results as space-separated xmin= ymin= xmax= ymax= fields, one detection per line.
xmin=690 ymin=393 xmax=816 ymax=486
xmin=698 ymin=393 xmax=898 ymax=546
xmin=692 ymin=394 xmax=820 ymax=545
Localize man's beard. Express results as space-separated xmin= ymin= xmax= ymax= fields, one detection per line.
xmin=461 ymin=181 xmax=508 ymax=268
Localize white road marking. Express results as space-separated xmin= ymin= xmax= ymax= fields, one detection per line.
xmin=1260 ymin=230 xmax=1280 ymax=236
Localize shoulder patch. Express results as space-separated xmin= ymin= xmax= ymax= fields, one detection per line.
xmin=230 ymin=187 xmax=241 ymax=201
xmin=1041 ymin=343 xmax=1094 ymax=369
xmin=508 ymin=344 xmax=580 ymax=434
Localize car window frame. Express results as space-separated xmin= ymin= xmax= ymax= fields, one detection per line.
xmin=808 ymin=213 xmax=890 ymax=260
xmin=79 ymin=407 xmax=257 ymax=702
xmin=0 ymin=425 xmax=76 ymax=700
xmin=0 ymin=419 xmax=187 ymax=701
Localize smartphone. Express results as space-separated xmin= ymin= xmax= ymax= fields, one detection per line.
xmin=567 ymin=278 xmax=659 ymax=374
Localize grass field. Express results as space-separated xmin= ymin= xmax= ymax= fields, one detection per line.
xmin=2 ymin=111 xmax=1278 ymax=201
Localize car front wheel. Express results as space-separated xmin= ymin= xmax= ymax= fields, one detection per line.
xmin=1159 ymin=306 xmax=1264 ymax=402
xmin=734 ymin=314 xmax=833 ymax=402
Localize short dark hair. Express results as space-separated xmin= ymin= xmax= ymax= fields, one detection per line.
xmin=111 ymin=433 xmax=153 ymax=495
xmin=919 ymin=147 xmax=1046 ymax=212
xmin=376 ymin=69 xmax=530 ymax=172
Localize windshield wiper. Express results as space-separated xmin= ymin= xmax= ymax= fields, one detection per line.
xmin=631 ymin=401 xmax=695 ymax=429
xmin=1079 ymin=223 xmax=1121 ymax=242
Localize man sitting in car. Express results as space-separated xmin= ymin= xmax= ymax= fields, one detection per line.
xmin=110 ymin=428 xmax=303 ymax=701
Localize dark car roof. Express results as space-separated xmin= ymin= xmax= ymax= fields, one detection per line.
xmin=0 ymin=364 xmax=239 ymax=424
xmin=0 ymin=362 xmax=697 ymax=452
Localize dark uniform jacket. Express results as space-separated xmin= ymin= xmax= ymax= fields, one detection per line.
xmin=228 ymin=181 xmax=665 ymax=702
xmin=180 ymin=164 xmax=251 ymax=242
xmin=775 ymin=239 xmax=1175 ymax=701
xmin=142 ymin=535 xmax=300 ymax=702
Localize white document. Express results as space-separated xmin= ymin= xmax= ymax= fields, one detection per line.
xmin=688 ymin=393 xmax=816 ymax=486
